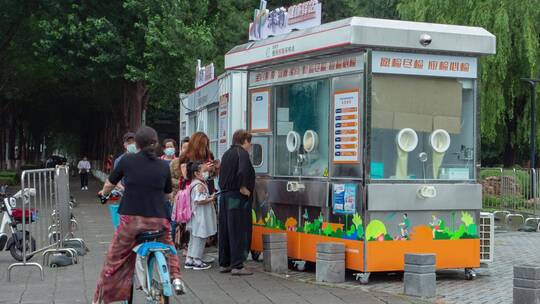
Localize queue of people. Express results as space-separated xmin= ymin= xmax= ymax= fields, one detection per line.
xmin=93 ymin=126 xmax=256 ymax=302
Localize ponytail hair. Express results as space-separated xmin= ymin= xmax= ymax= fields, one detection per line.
xmin=186 ymin=161 xmax=203 ymax=180
xmin=135 ymin=126 xmax=159 ymax=160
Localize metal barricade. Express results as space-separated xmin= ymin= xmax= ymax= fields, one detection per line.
xmin=7 ymin=166 xmax=84 ymax=281
xmin=483 ymin=167 xmax=540 ymax=230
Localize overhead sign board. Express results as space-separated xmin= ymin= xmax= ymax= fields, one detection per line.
xmin=249 ymin=0 xmax=322 ymax=41
xmin=195 ymin=59 xmax=215 ymax=89
xmin=372 ymin=51 xmax=477 ymax=78
xmin=249 ymin=54 xmax=363 ymax=86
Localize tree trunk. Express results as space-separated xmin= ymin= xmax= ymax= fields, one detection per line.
xmin=122 ymin=80 xmax=148 ymax=132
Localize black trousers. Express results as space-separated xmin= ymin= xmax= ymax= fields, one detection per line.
xmin=218 ymin=191 xmax=252 ymax=269
xmin=80 ymin=172 xmax=88 ymax=188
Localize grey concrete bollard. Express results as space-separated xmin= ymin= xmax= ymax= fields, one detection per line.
xmin=316 ymin=242 xmax=345 ymax=283
xmin=263 ymin=233 xmax=288 ymax=273
xmin=404 ymin=253 xmax=436 ymax=298
xmin=514 ymin=265 xmax=540 ymax=304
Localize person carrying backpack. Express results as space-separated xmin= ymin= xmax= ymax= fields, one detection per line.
xmin=183 ymin=161 xmax=217 ymax=270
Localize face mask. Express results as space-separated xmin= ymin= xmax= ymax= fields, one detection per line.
xmin=164 ymin=147 xmax=176 ymax=156
xmin=126 ymin=143 xmax=138 ymax=154
xmin=202 ymin=171 xmax=210 ymax=180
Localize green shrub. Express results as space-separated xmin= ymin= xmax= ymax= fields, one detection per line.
xmin=0 ymin=176 xmax=18 ymax=185
xmin=0 ymin=170 xmax=17 ymax=178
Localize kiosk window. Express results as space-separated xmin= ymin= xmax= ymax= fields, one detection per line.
xmin=252 ymin=144 xmax=263 ymax=167
xmin=208 ymin=107 xmax=218 ymax=156
xmin=274 ymin=79 xmax=330 ymax=177
xmin=370 ymin=74 xmax=475 ymax=180
xmin=188 ymin=114 xmax=197 ymax=135
xmin=332 ymin=74 xmax=363 ymax=178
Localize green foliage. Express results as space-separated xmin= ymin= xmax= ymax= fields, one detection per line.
xmin=346 ymin=224 xmax=356 ymax=237
xmin=352 ymin=213 xmax=362 ymax=228
xmin=0 ymin=176 xmax=17 ymax=186
xmin=366 ymin=220 xmax=388 ymax=241
xmin=398 ymin=0 xmax=540 ymax=166
xmin=35 ymin=1 xmax=216 ymax=108
xmin=0 ymin=171 xmax=17 ymax=178
xmin=312 ymin=218 xmax=323 ymax=235
xmin=450 ymin=225 xmax=466 ymax=240
xmin=434 ymin=230 xmax=451 ymax=240
xmin=275 ymin=219 xmax=285 ymax=231
xmin=461 ymin=211 xmax=474 ymax=227
xmin=467 ymin=224 xmax=478 ymax=237
xmin=3 ymin=0 xmax=538 ymax=167
xmin=303 ymin=221 xmax=312 ymax=234
xmin=332 ymin=228 xmax=345 ymax=239
xmin=323 ymin=224 xmax=333 ymax=236
xmin=0 ymin=170 xmax=19 ymax=185
xmin=384 ymin=234 xmax=394 ymax=241
xmin=356 ymin=226 xmax=365 ymax=240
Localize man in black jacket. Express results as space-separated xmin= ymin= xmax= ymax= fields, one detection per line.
xmin=218 ymin=130 xmax=256 ymax=275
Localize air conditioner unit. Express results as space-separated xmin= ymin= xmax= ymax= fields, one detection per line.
xmin=480 ymin=212 xmax=494 ymax=263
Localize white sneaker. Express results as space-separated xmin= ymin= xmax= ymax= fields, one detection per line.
xmin=81 ymin=187 xmax=85 ymax=190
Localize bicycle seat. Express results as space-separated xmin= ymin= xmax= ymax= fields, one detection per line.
xmin=135 ymin=230 xmax=165 ymax=243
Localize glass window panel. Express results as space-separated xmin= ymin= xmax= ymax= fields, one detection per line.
xmin=252 ymin=144 xmax=263 ymax=167
xmin=188 ymin=114 xmax=197 ymax=135
xmin=274 ymin=79 xmax=330 ymax=177
xmin=370 ymin=74 xmax=475 ymax=180
xmin=331 ymin=74 xmax=363 ymax=178
xmin=208 ymin=108 xmax=218 ymax=156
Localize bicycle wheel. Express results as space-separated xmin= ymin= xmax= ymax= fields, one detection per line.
xmin=148 ymin=252 xmax=172 ymax=304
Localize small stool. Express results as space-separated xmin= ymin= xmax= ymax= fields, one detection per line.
xmin=262 ymin=233 xmax=288 ymax=273
xmin=514 ymin=264 xmax=540 ymax=304
xmin=316 ymin=242 xmax=345 ymax=283
xmin=403 ymin=253 xmax=436 ymax=298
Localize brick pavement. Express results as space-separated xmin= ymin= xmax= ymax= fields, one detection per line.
xmin=3 ymin=176 xmax=538 ymax=303
xmin=0 ymin=178 xmax=429 ymax=304
xmin=275 ymin=227 xmax=540 ymax=304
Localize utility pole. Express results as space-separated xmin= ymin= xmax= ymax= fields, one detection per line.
xmin=521 ymin=78 xmax=540 ymax=198
xmin=521 ymin=78 xmax=540 ymax=168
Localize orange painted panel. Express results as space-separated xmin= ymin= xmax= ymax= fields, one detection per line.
xmin=251 ymin=225 xmax=364 ymax=272
xmin=366 ymin=239 xmax=480 ymax=272
xmin=251 ymin=226 xmax=302 ymax=259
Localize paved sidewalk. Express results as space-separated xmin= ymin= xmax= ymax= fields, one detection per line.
xmin=0 ymin=178 xmax=428 ymax=304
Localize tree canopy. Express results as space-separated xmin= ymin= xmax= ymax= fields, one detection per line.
xmin=0 ymin=0 xmax=538 ymax=167
xmin=398 ymin=0 xmax=540 ymax=165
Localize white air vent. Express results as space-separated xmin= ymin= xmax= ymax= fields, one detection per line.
xmin=480 ymin=212 xmax=494 ymax=263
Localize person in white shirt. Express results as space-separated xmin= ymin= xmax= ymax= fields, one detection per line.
xmin=77 ymin=156 xmax=91 ymax=190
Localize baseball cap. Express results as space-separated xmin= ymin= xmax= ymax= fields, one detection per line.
xmin=122 ymin=132 xmax=136 ymax=143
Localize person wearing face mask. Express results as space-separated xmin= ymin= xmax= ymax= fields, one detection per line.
xmin=112 ymin=132 xmax=136 ymax=191
xmin=114 ymin=132 xmax=137 ymax=170
xmin=184 ymin=161 xmax=217 ymax=270
xmin=160 ymin=138 xmax=178 ymax=164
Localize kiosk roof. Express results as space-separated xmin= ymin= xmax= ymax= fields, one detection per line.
xmin=225 ymin=17 xmax=495 ymax=70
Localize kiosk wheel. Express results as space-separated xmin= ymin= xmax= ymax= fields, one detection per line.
xmin=354 ymin=272 xmax=370 ymax=285
xmin=250 ymin=250 xmax=261 ymax=262
xmin=464 ymin=268 xmax=476 ymax=280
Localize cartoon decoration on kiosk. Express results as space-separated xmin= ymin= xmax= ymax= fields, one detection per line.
xmin=395 ymin=128 xmax=418 ymax=178
xmin=430 ymin=129 xmax=451 ymax=179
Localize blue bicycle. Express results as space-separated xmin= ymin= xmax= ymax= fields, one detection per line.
xmin=100 ymin=191 xmax=184 ymax=304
